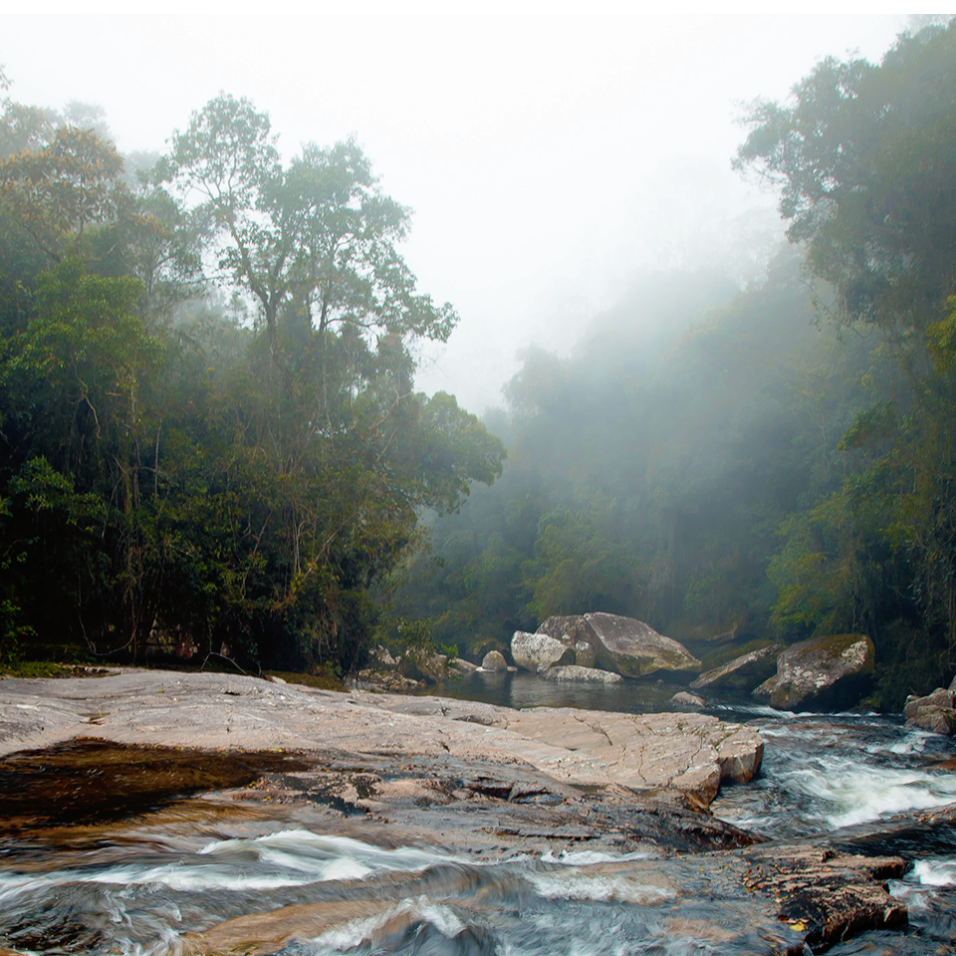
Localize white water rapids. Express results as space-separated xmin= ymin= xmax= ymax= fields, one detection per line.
xmin=3 ymin=704 xmax=956 ymax=955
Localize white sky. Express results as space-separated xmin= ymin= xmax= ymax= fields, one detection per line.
xmin=0 ymin=14 xmax=911 ymax=413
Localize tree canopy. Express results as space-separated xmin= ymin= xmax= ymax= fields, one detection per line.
xmin=0 ymin=90 xmax=504 ymax=673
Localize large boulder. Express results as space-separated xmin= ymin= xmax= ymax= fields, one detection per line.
xmin=690 ymin=644 xmax=783 ymax=693
xmin=511 ymin=630 xmax=575 ymax=672
xmin=581 ymin=612 xmax=700 ymax=678
xmin=534 ymin=615 xmax=596 ymax=667
xmin=753 ymin=633 xmax=875 ymax=710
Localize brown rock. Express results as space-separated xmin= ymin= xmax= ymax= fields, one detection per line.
xmin=912 ymin=705 xmax=956 ymax=735
xmin=741 ymin=844 xmax=906 ymax=954
xmin=903 ymin=687 xmax=954 ymax=719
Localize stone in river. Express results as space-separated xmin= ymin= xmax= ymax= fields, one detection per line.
xmin=903 ymin=687 xmax=956 ymax=735
xmin=690 ymin=644 xmax=783 ymax=693
xmin=670 ymin=691 xmax=705 ymax=708
xmin=752 ymin=633 xmax=874 ymax=710
xmin=582 ymin=612 xmax=701 ymax=679
xmin=480 ymin=650 xmax=508 ymax=672
xmin=511 ymin=630 xmax=574 ymax=672
xmin=539 ymin=665 xmax=622 ymax=683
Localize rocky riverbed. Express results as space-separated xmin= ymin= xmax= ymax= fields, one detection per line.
xmin=0 ymin=669 xmax=924 ymax=955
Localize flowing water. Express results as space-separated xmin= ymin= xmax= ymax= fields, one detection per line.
xmin=3 ymin=676 xmax=956 ymax=955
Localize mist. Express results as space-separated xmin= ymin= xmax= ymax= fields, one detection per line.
xmin=1 ymin=13 xmax=906 ymax=412
xmin=3 ymin=12 xmax=955 ymax=709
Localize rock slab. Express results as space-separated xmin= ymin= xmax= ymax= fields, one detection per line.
xmin=0 ymin=669 xmax=761 ymax=807
xmin=690 ymin=644 xmax=783 ymax=692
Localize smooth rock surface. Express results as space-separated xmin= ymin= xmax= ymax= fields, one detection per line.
xmin=480 ymin=649 xmax=508 ymax=672
xmin=690 ymin=644 xmax=783 ymax=692
xmin=539 ymin=665 xmax=622 ymax=683
xmin=753 ymin=633 xmax=874 ymax=710
xmin=584 ymin=612 xmax=701 ymax=678
xmin=670 ymin=691 xmax=705 ymax=708
xmin=0 ymin=669 xmax=761 ymax=807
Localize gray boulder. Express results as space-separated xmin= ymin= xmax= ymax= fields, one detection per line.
xmin=480 ymin=650 xmax=508 ymax=672
xmin=753 ymin=634 xmax=874 ymax=710
xmin=690 ymin=644 xmax=783 ymax=693
xmin=536 ymin=615 xmax=595 ymax=645
xmin=539 ymin=665 xmax=623 ymax=683
xmin=573 ymin=640 xmax=596 ymax=669
xmin=583 ymin=612 xmax=701 ymax=678
xmin=904 ymin=687 xmax=956 ymax=735
xmin=670 ymin=691 xmax=706 ymax=708
xmin=511 ymin=630 xmax=574 ymax=673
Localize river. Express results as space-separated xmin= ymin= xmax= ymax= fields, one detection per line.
xmin=2 ymin=672 xmax=956 ymax=955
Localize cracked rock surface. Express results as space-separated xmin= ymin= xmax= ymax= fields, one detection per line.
xmin=0 ymin=669 xmax=761 ymax=806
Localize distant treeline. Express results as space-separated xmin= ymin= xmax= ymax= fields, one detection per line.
xmin=388 ymin=22 xmax=956 ymax=708
xmin=0 ymin=82 xmax=504 ymax=673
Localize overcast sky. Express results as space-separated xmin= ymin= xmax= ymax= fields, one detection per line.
xmin=1 ymin=14 xmax=910 ymax=414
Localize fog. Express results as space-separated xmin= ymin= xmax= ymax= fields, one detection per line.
xmin=1 ymin=13 xmax=906 ymax=412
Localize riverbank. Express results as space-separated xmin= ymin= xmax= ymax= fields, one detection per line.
xmin=0 ymin=669 xmax=924 ymax=954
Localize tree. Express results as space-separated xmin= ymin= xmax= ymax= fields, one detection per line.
xmin=160 ymin=94 xmax=456 ymax=363
xmin=735 ymin=20 xmax=956 ymax=341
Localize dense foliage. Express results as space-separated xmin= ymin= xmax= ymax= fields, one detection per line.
xmin=0 ymin=89 xmax=505 ymax=672
xmin=4 ymin=22 xmax=956 ymax=708
xmin=389 ymin=21 xmax=956 ymax=707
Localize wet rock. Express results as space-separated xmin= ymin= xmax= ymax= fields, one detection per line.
xmin=539 ymin=665 xmax=622 ymax=683
xmin=911 ymin=705 xmax=956 ymax=735
xmin=690 ymin=643 xmax=783 ymax=692
xmin=0 ymin=670 xmax=761 ymax=810
xmin=480 ymin=650 xmax=508 ymax=672
xmin=511 ymin=630 xmax=574 ymax=672
xmin=903 ymin=686 xmax=953 ymax=717
xmin=753 ymin=633 xmax=874 ymax=710
xmin=739 ymin=844 xmax=906 ymax=954
xmin=497 ymin=707 xmax=763 ymax=804
xmin=670 ymin=691 xmax=705 ymax=708
xmin=535 ymin=614 xmax=594 ymax=645
xmin=583 ymin=612 xmax=701 ymax=679
xmin=903 ymin=685 xmax=956 ymax=735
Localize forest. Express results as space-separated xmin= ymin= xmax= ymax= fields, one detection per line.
xmin=1 ymin=21 xmax=955 ymax=708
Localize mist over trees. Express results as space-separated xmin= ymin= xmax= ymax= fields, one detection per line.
xmin=0 ymin=86 xmax=504 ymax=673
xmin=387 ymin=19 xmax=956 ymax=708
xmin=1 ymin=19 xmax=955 ymax=707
